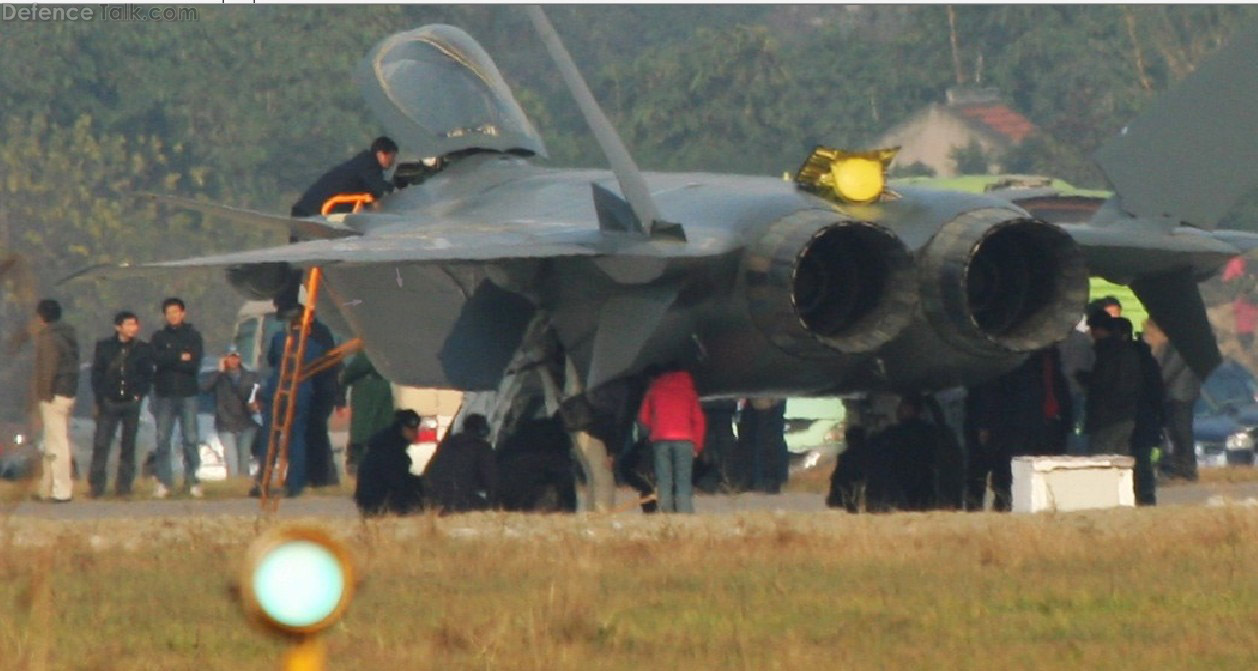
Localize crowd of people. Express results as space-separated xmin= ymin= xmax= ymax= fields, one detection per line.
xmin=24 ymin=294 xmax=353 ymax=502
xmin=28 ymin=297 xmax=213 ymax=501
xmin=21 ymin=286 xmax=1208 ymax=516
xmin=826 ymin=296 xmax=1202 ymax=512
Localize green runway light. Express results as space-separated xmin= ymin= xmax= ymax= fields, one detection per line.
xmin=241 ymin=526 xmax=355 ymax=642
xmin=252 ymin=541 xmax=346 ymax=629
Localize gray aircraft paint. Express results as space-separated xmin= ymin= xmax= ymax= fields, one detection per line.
xmin=76 ymin=16 xmax=1258 ymax=398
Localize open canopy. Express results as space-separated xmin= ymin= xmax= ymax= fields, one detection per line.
xmin=355 ymin=24 xmax=547 ymax=160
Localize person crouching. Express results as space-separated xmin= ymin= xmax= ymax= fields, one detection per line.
xmin=354 ymin=409 xmax=425 ymax=516
xmin=424 ymin=414 xmax=498 ymax=513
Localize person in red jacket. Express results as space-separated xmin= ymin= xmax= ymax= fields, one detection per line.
xmin=637 ymin=365 xmax=706 ymax=513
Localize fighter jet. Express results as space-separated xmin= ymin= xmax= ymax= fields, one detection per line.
xmin=77 ymin=8 xmax=1258 ymax=507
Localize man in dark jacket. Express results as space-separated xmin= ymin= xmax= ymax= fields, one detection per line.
xmin=272 ymin=296 xmax=340 ymax=488
xmin=150 ymin=297 xmax=204 ymax=498
xmin=496 ymin=415 xmax=578 ymax=512
xmin=89 ymin=311 xmax=154 ymax=497
xmin=694 ymin=399 xmax=738 ymax=493
xmin=354 ymin=409 xmax=425 ymax=516
xmin=305 ymin=319 xmax=340 ymax=487
xmin=738 ymin=398 xmax=789 ymax=493
xmin=827 ymin=426 xmax=878 ymax=512
xmin=965 ymin=348 xmax=1072 ymax=511
xmin=33 ymin=299 xmax=79 ymax=502
xmin=1116 ymin=317 xmax=1164 ymax=505
xmin=1079 ymin=311 xmax=1141 ymax=456
xmin=876 ymin=395 xmax=940 ymax=511
xmin=290 ymin=136 xmax=398 ymax=217
xmin=254 ymin=315 xmax=327 ymax=498
xmin=424 ymin=414 xmax=498 ymax=513
xmin=340 ymin=353 xmax=394 ymax=476
xmin=201 ymin=345 xmax=260 ymax=479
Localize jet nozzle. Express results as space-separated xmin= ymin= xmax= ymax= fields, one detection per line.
xmin=919 ymin=209 xmax=1088 ymax=354
xmin=745 ymin=211 xmax=916 ymax=357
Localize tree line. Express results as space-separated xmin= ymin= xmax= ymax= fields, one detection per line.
xmin=1 ymin=5 xmax=1255 ymax=352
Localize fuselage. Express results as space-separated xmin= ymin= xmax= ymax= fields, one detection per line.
xmin=319 ymin=154 xmax=1078 ymax=397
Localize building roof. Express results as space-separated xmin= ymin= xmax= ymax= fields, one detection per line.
xmin=953 ymin=103 xmax=1036 ymax=144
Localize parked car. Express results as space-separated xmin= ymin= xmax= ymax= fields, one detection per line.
xmin=1192 ymin=359 xmax=1258 ymax=467
xmin=783 ymin=398 xmax=846 ymax=457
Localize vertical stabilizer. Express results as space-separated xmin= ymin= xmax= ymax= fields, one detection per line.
xmin=525 ymin=5 xmax=684 ymax=242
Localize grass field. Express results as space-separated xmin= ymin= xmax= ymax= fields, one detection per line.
xmin=2 ymin=504 xmax=1258 ymax=670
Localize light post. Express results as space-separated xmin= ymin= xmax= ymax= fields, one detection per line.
xmin=239 ymin=526 xmax=355 ymax=670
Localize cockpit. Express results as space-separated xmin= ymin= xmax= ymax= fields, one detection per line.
xmin=355 ymin=24 xmax=547 ymax=163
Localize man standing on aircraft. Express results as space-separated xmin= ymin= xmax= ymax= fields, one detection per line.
xmin=89 ymin=311 xmax=154 ymax=498
xmin=290 ymin=136 xmax=399 ymax=217
xmin=33 ymin=299 xmax=79 ymax=503
xmin=150 ymin=297 xmax=204 ymax=499
xmin=637 ymin=364 xmax=706 ymax=513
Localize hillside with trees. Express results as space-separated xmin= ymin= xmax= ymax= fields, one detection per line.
xmin=1 ymin=5 xmax=1255 ymax=351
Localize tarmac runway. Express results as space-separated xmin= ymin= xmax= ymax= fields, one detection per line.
xmin=6 ymin=478 xmax=1258 ymax=520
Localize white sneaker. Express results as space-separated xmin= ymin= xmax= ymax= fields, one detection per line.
xmin=189 ymin=485 xmax=203 ymax=499
xmin=152 ymin=482 xmax=169 ymax=499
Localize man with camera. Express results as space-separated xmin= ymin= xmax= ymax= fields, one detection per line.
xmin=201 ymin=345 xmax=260 ymax=479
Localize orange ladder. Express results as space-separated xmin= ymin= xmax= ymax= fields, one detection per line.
xmin=259 ymin=266 xmax=362 ymax=512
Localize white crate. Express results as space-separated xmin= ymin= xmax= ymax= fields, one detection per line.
xmin=1011 ymin=456 xmax=1135 ymax=513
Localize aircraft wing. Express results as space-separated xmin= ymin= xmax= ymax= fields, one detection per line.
xmin=1061 ymin=222 xmax=1257 ymax=379
xmin=140 ymin=193 xmax=361 ymax=240
xmin=65 ymin=223 xmax=607 ymax=284
xmin=1060 ymin=223 xmax=1243 ymax=284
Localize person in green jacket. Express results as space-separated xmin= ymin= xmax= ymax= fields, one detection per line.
xmin=339 ymin=353 xmax=394 ymax=476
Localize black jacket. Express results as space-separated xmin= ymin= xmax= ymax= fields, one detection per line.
xmin=1082 ymin=336 xmax=1141 ymax=432
xmin=151 ymin=323 xmax=203 ymax=398
xmin=1132 ymin=340 xmax=1166 ymax=449
xmin=91 ymin=336 xmax=154 ymax=403
xmin=877 ymin=418 xmax=940 ymax=511
xmin=201 ymin=369 xmax=260 ymax=433
xmin=291 ymin=150 xmax=394 ymax=216
xmin=354 ymin=424 xmax=425 ymax=516
xmin=424 ymin=432 xmax=498 ymax=512
xmin=969 ymin=349 xmax=1072 ymax=455
xmin=35 ymin=321 xmax=79 ymax=401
